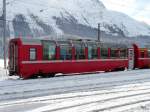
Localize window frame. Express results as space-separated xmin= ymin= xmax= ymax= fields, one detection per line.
xmin=120 ymin=49 xmax=128 ymax=58
xmin=148 ymin=49 xmax=150 ymax=57
xmin=87 ymin=43 xmax=98 ymax=59
xmin=42 ymin=40 xmax=56 ymax=60
xmin=74 ymin=42 xmax=86 ymax=60
xmin=60 ymin=43 xmax=72 ymax=60
xmin=110 ymin=48 xmax=119 ymax=59
xmin=29 ymin=48 xmax=37 ymax=61
xmin=100 ymin=47 xmax=108 ymax=59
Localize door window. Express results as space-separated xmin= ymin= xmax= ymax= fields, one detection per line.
xmin=30 ymin=48 xmax=36 ymax=60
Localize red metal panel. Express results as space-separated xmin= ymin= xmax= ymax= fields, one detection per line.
xmin=56 ymin=46 xmax=60 ymax=60
xmin=133 ymin=44 xmax=150 ymax=69
xmin=138 ymin=58 xmax=150 ymax=68
xmin=97 ymin=47 xmax=101 ymax=59
xmin=144 ymin=49 xmax=148 ymax=57
xmin=85 ymin=47 xmax=88 ymax=59
xmin=20 ymin=45 xmax=42 ymax=61
xmin=72 ymin=47 xmax=75 ymax=60
xmin=20 ymin=59 xmax=128 ymax=79
xmin=108 ymin=48 xmax=111 ymax=58
xmin=133 ymin=44 xmax=140 ymax=68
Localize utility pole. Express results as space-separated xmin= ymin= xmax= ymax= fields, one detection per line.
xmin=3 ymin=0 xmax=6 ymax=69
xmin=98 ymin=23 xmax=101 ymax=42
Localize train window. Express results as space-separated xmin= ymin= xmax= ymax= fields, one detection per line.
xmin=75 ymin=44 xmax=85 ymax=59
xmin=43 ymin=41 xmax=56 ymax=60
xmin=140 ymin=51 xmax=145 ymax=58
xmin=148 ymin=50 xmax=150 ymax=57
xmin=120 ymin=49 xmax=127 ymax=58
xmin=88 ymin=44 xmax=98 ymax=59
xmin=110 ymin=49 xmax=118 ymax=58
xmin=60 ymin=44 xmax=72 ymax=60
xmin=30 ymin=48 xmax=36 ymax=61
xmin=101 ymin=48 xmax=108 ymax=59
xmin=88 ymin=46 xmax=92 ymax=59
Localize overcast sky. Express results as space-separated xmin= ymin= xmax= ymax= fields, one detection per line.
xmin=100 ymin=0 xmax=150 ymax=25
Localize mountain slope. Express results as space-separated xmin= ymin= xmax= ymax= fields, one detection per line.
xmin=0 ymin=0 xmax=150 ymax=38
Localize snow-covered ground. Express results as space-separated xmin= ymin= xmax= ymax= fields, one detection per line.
xmin=0 ymin=59 xmax=8 ymax=81
xmin=0 ymin=68 xmax=150 ymax=112
xmin=0 ymin=59 xmax=4 ymax=68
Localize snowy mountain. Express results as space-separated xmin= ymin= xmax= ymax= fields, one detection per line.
xmin=0 ymin=0 xmax=150 ymax=39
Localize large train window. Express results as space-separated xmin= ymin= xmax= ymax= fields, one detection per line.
xmin=148 ymin=49 xmax=150 ymax=57
xmin=30 ymin=48 xmax=36 ymax=60
xmin=75 ymin=43 xmax=85 ymax=59
xmin=120 ymin=49 xmax=127 ymax=58
xmin=110 ymin=48 xmax=118 ymax=58
xmin=60 ymin=43 xmax=72 ymax=60
xmin=139 ymin=49 xmax=145 ymax=58
xmin=101 ymin=48 xmax=108 ymax=59
xmin=88 ymin=43 xmax=98 ymax=59
xmin=140 ymin=51 xmax=145 ymax=58
xmin=43 ymin=41 xmax=56 ymax=60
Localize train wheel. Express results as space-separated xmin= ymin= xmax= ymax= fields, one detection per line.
xmin=115 ymin=67 xmax=125 ymax=71
xmin=9 ymin=74 xmax=13 ymax=76
xmin=40 ymin=74 xmax=49 ymax=78
xmin=30 ymin=74 xmax=38 ymax=79
xmin=9 ymin=71 xmax=15 ymax=76
xmin=47 ymin=73 xmax=55 ymax=78
xmin=41 ymin=73 xmax=55 ymax=78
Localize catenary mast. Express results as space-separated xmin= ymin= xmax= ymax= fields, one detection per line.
xmin=3 ymin=0 xmax=6 ymax=69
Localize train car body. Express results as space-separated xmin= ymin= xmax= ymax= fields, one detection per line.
xmin=133 ymin=44 xmax=150 ymax=68
xmin=9 ymin=38 xmax=135 ymax=79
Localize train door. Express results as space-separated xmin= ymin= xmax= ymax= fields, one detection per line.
xmin=128 ymin=48 xmax=134 ymax=70
xmin=9 ymin=42 xmax=18 ymax=74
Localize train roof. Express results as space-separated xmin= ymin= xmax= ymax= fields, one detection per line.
xmin=11 ymin=38 xmax=130 ymax=48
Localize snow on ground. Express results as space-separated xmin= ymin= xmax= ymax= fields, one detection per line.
xmin=0 ymin=59 xmax=9 ymax=81
xmin=0 ymin=69 xmax=150 ymax=111
xmin=0 ymin=59 xmax=4 ymax=68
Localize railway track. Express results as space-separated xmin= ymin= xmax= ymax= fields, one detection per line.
xmin=1 ymin=84 xmax=150 ymax=107
xmin=0 ymin=69 xmax=149 ymax=88
xmin=1 ymin=70 xmax=150 ymax=112
xmin=92 ymin=99 xmax=150 ymax=112
xmin=1 ymin=77 xmax=150 ymax=102
xmin=22 ymin=87 xmax=150 ymax=112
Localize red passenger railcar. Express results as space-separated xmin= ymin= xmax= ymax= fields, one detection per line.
xmin=133 ymin=44 xmax=150 ymax=68
xmin=9 ymin=38 xmax=132 ymax=79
